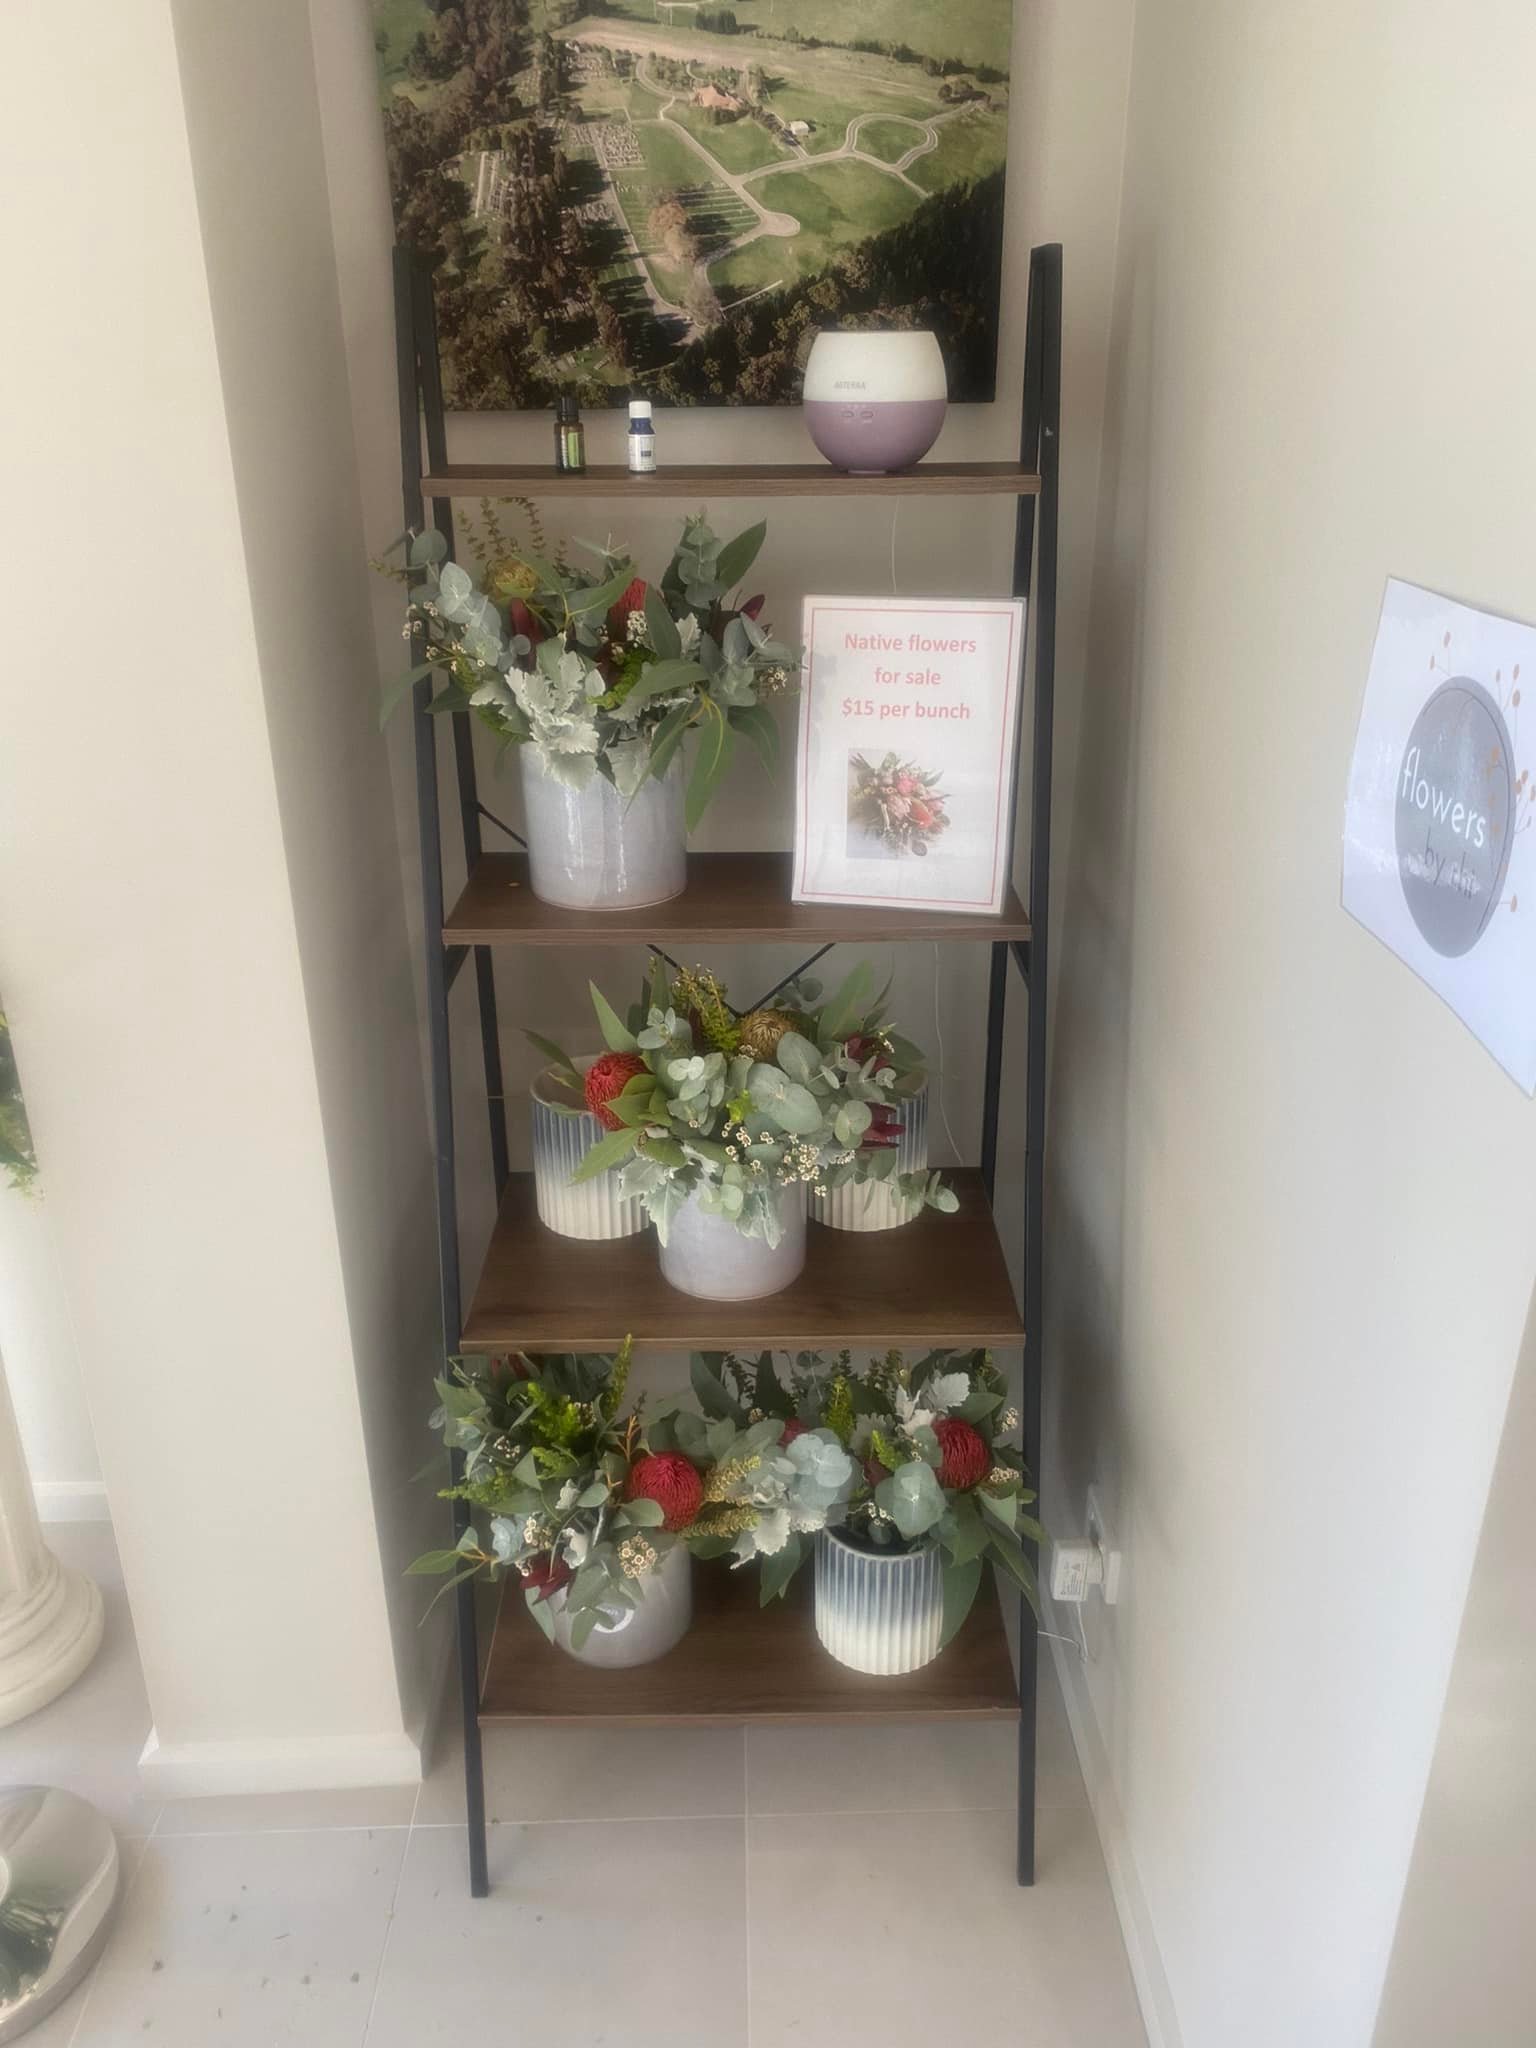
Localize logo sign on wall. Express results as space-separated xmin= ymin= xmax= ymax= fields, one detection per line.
xmin=1343 ymin=578 xmax=1536 ymax=1090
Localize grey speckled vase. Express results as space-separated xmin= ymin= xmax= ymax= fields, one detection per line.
xmin=520 ymin=750 xmax=685 ymax=911
xmin=658 ymin=1185 xmax=807 ymax=1300
xmin=547 ymin=1543 xmax=692 ymax=1669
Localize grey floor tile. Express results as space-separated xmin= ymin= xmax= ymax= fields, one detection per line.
xmin=418 ymin=1715 xmax=745 ymax=1825
xmin=747 ymin=1804 xmax=1146 ymax=2048
xmin=366 ymin=1817 xmax=748 ymax=2046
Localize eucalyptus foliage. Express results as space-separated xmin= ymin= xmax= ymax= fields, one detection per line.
xmin=533 ymin=958 xmax=958 ymax=1249
xmin=691 ymin=1348 xmax=1044 ymax=1634
xmin=381 ymin=513 xmax=796 ymax=829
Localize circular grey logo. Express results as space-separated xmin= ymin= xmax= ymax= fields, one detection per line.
xmin=1394 ymin=677 xmax=1514 ymax=956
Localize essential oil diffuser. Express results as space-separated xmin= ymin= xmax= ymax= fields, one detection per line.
xmin=803 ymin=330 xmax=948 ymax=474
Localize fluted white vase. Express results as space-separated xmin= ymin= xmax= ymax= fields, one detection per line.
xmin=813 ymin=1528 xmax=943 ymax=1675
xmin=811 ymin=1085 xmax=928 ymax=1233
xmin=547 ymin=1542 xmax=691 ymax=1669
xmin=531 ymin=1060 xmax=645 ymax=1240
xmin=520 ymin=750 xmax=685 ymax=911
xmin=658 ymin=1185 xmax=807 ymax=1300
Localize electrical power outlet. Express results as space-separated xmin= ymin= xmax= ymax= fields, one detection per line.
xmin=1050 ymin=1541 xmax=1097 ymax=1604
xmin=1085 ymin=1486 xmax=1122 ymax=1606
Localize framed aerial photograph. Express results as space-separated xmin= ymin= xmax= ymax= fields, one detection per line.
xmin=793 ymin=595 xmax=1026 ymax=915
xmin=371 ymin=0 xmax=1013 ymax=408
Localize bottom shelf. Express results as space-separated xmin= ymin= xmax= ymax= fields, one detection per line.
xmin=480 ymin=1562 xmax=1020 ymax=1726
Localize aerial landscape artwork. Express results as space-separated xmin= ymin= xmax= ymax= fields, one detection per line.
xmin=372 ymin=0 xmax=1013 ymax=407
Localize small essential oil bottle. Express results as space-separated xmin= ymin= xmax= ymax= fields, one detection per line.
xmin=554 ymin=396 xmax=585 ymax=473
xmin=627 ymin=398 xmax=656 ymax=474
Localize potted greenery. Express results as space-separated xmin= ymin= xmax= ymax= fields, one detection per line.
xmin=381 ymin=510 xmax=795 ymax=910
xmin=530 ymin=959 xmax=956 ymax=1301
xmin=690 ymin=1348 xmax=1042 ymax=1674
xmin=410 ymin=1341 xmax=855 ymax=1665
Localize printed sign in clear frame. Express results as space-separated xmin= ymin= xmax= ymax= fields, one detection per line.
xmin=1342 ymin=577 xmax=1536 ymax=1091
xmin=793 ymin=596 xmax=1026 ymax=916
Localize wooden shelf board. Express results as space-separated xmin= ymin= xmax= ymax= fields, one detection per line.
xmin=460 ymin=1169 xmax=1023 ymax=1353
xmin=445 ymin=852 xmax=1031 ymax=947
xmin=421 ymin=461 xmax=1041 ymax=500
xmin=480 ymin=1564 xmax=1019 ymax=1725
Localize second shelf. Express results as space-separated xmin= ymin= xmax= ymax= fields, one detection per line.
xmin=445 ymin=852 xmax=1032 ymax=947
xmin=460 ymin=1169 xmax=1023 ymax=1353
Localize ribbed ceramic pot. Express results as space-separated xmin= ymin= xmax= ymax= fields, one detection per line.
xmin=811 ymin=1085 xmax=928 ymax=1233
xmin=814 ymin=1527 xmax=944 ymax=1675
xmin=547 ymin=1543 xmax=691 ymax=1669
xmin=531 ymin=1059 xmax=646 ymax=1240
xmin=658 ymin=1184 xmax=807 ymax=1300
xmin=520 ymin=749 xmax=685 ymax=911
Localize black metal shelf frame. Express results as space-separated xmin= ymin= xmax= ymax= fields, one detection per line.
xmin=393 ymin=244 xmax=1062 ymax=1898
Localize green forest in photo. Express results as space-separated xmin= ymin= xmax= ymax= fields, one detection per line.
xmin=373 ymin=0 xmax=1012 ymax=407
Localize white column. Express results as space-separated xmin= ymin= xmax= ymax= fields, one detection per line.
xmin=0 ymin=1347 xmax=102 ymax=1729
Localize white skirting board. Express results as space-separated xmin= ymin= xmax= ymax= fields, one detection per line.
xmin=32 ymin=1480 xmax=112 ymax=1523
xmin=138 ymin=1728 xmax=423 ymax=1799
xmin=1044 ymin=1593 xmax=1183 ymax=2048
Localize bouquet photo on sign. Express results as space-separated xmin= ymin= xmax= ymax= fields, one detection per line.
xmin=794 ymin=597 xmax=1025 ymax=915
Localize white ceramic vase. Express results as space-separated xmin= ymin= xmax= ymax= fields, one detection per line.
xmin=530 ymin=1060 xmax=645 ymax=1240
xmin=813 ymin=1527 xmax=944 ymax=1676
xmin=658 ymin=1185 xmax=807 ymax=1300
xmin=811 ymin=1084 xmax=928 ymax=1233
xmin=547 ymin=1542 xmax=691 ymax=1669
xmin=520 ymin=750 xmax=685 ymax=911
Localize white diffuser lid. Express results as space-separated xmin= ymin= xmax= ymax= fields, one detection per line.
xmin=804 ymin=330 xmax=947 ymax=404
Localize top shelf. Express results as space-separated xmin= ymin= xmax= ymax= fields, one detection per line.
xmin=419 ymin=462 xmax=1042 ymax=501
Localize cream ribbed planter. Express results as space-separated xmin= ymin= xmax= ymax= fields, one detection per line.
xmin=531 ymin=1060 xmax=646 ymax=1240
xmin=547 ymin=1543 xmax=691 ymax=1669
xmin=520 ymin=750 xmax=685 ymax=911
xmin=814 ymin=1527 xmax=943 ymax=1675
xmin=811 ymin=1085 xmax=928 ymax=1233
xmin=659 ymin=1185 xmax=807 ymax=1300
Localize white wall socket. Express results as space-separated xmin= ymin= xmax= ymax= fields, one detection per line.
xmin=1050 ymin=1541 xmax=1099 ymax=1603
xmin=1085 ymin=1486 xmax=1122 ymax=1606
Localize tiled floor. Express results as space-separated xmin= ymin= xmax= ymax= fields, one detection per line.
xmin=2 ymin=1524 xmax=1147 ymax=2047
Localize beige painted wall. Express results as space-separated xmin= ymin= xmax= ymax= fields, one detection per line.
xmin=0 ymin=0 xmax=433 ymax=1790
xmin=1372 ymin=1281 xmax=1536 ymax=2047
xmin=1050 ymin=3 xmax=1536 ymax=2044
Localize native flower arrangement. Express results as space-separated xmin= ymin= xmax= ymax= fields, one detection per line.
xmin=691 ymin=1347 xmax=1043 ymax=1635
xmin=381 ymin=509 xmax=796 ymax=827
xmin=409 ymin=1341 xmax=854 ymax=1649
xmin=528 ymin=957 xmax=957 ymax=1248
xmin=0 ymin=1008 xmax=39 ymax=1198
xmin=848 ymin=750 xmax=951 ymax=857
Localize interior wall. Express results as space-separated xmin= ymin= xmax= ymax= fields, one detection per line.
xmin=0 ymin=0 xmax=422 ymax=1791
xmin=0 ymin=1189 xmax=105 ymax=1520
xmin=169 ymin=0 xmax=450 ymax=1760
xmin=1371 ymin=1279 xmax=1536 ymax=2048
xmin=1049 ymin=4 xmax=1536 ymax=2045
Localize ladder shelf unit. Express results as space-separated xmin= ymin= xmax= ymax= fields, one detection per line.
xmin=394 ymin=242 xmax=1061 ymax=1898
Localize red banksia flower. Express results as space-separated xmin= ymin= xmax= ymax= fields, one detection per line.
xmin=780 ymin=1419 xmax=808 ymax=1447
xmin=584 ymin=1051 xmax=648 ymax=1131
xmin=626 ymin=1452 xmax=704 ymax=1532
xmin=933 ymin=1417 xmax=989 ymax=1491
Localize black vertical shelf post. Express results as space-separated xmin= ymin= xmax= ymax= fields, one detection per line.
xmin=393 ymin=242 xmax=1062 ymax=1897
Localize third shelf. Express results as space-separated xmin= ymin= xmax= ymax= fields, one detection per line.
xmin=460 ymin=1169 xmax=1023 ymax=1353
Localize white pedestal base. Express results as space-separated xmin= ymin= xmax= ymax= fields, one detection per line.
xmin=0 ymin=1549 xmax=104 ymax=1731
xmin=0 ymin=1347 xmax=104 ymax=1730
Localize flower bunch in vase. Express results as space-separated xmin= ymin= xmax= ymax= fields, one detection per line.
xmin=528 ymin=957 xmax=957 ymax=1299
xmin=381 ymin=509 xmax=796 ymax=908
xmin=690 ymin=1347 xmax=1042 ymax=1673
xmin=847 ymin=750 xmax=951 ymax=858
xmin=409 ymin=1341 xmax=855 ymax=1664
